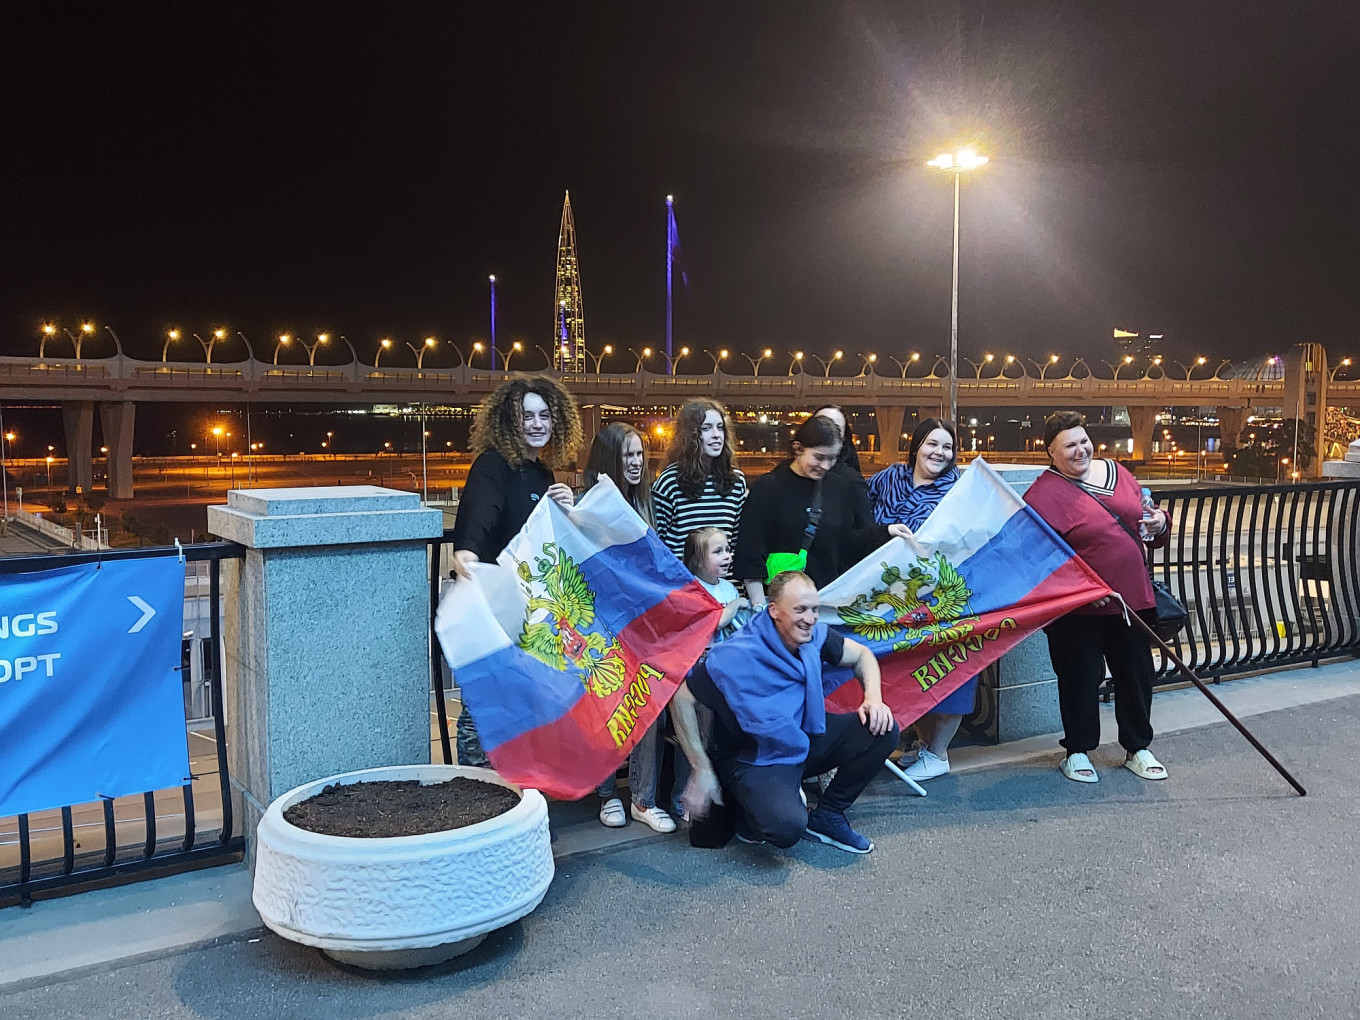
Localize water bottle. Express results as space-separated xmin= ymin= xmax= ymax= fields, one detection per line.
xmin=1139 ymin=487 xmax=1155 ymax=541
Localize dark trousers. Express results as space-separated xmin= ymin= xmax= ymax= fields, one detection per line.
xmin=1045 ymin=610 xmax=1156 ymax=756
xmin=715 ymin=713 xmax=899 ymax=849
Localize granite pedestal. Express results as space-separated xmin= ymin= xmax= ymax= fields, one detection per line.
xmin=207 ymin=486 xmax=445 ymax=862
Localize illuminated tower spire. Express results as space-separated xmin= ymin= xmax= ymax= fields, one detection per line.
xmin=553 ymin=190 xmax=586 ymax=373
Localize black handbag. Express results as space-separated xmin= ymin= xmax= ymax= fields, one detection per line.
xmin=1050 ymin=466 xmax=1189 ymax=642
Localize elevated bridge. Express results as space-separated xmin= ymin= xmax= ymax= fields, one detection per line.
xmin=2 ymin=353 xmax=1354 ymax=498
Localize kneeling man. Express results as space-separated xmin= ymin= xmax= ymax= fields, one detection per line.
xmin=672 ymin=571 xmax=898 ymax=854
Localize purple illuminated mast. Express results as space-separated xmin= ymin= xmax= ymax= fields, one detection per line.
xmin=489 ymin=274 xmax=497 ymax=368
xmin=665 ymin=195 xmax=674 ymax=375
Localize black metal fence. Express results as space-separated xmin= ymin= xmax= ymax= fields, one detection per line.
xmin=1 ymin=543 xmax=245 ymax=908
xmin=1147 ymin=479 xmax=1360 ymax=678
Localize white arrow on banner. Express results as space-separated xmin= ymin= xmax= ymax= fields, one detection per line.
xmin=127 ymin=595 xmax=156 ymax=634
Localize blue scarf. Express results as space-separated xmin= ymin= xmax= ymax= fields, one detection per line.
xmin=704 ymin=609 xmax=827 ymax=766
xmin=868 ymin=464 xmax=959 ymax=528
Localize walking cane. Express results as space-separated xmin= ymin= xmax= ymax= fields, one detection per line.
xmin=1127 ymin=612 xmax=1307 ymax=797
xmin=884 ymin=757 xmax=929 ymax=796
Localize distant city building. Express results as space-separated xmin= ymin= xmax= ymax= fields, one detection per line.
xmin=553 ymin=191 xmax=586 ymax=373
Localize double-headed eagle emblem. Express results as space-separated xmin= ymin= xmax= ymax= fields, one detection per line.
xmin=516 ymin=543 xmax=627 ymax=698
xmin=837 ymin=552 xmax=975 ymax=651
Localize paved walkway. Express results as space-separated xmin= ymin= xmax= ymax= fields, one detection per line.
xmin=3 ymin=660 xmax=1360 ymax=1017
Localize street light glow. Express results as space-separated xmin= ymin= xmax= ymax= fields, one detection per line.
xmin=168 ymin=329 xmax=181 ymax=340
xmin=81 ymin=322 xmax=95 ymax=334
xmin=214 ymin=328 xmax=226 ymax=340
xmin=424 ymin=337 xmax=436 ymax=348
xmin=927 ymin=150 xmax=989 ymax=171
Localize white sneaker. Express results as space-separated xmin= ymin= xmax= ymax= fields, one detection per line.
xmin=902 ymin=748 xmax=950 ymax=781
xmin=598 ymin=797 xmax=627 ymax=828
xmin=630 ymin=803 xmax=677 ymax=833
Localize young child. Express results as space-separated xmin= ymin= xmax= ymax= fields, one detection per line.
xmin=684 ymin=526 xmax=751 ymax=643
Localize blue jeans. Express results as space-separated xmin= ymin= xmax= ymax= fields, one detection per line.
xmin=597 ymin=716 xmax=663 ymax=810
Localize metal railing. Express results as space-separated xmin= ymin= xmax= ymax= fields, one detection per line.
xmin=1147 ymin=479 xmax=1360 ymax=679
xmin=0 ymin=542 xmax=246 ymax=908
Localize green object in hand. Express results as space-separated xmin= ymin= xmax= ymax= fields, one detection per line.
xmin=764 ymin=550 xmax=808 ymax=583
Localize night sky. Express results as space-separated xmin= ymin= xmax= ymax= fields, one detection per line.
xmin=4 ymin=2 xmax=1359 ymax=368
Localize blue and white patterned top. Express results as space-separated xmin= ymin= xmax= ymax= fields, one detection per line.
xmin=866 ymin=464 xmax=960 ymax=528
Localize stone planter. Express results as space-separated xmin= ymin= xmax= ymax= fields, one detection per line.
xmin=252 ymin=764 xmax=554 ymax=969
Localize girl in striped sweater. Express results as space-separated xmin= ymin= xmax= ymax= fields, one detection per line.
xmin=652 ymin=399 xmax=747 ymax=573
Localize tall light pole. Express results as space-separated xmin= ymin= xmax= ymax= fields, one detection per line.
xmin=162 ymin=329 xmax=182 ymax=362
xmin=273 ymin=334 xmax=293 ymax=364
xmin=39 ymin=323 xmax=57 ymax=358
xmin=631 ymin=347 xmax=654 ymax=372
xmin=1329 ymin=357 xmax=1353 ymax=381
xmin=927 ymin=148 xmax=988 ymax=425
xmin=63 ymin=322 xmax=97 ymax=358
xmin=858 ymin=352 xmax=878 ymax=376
xmin=788 ymin=351 xmax=805 ymax=375
xmin=501 ymin=341 xmax=523 ymax=371
xmin=704 ymin=348 xmax=730 ymax=373
xmin=0 ymin=411 xmax=9 ymax=529
xmin=376 ymin=337 xmax=393 ymax=366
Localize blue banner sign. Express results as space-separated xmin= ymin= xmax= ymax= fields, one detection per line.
xmin=0 ymin=556 xmax=191 ymax=818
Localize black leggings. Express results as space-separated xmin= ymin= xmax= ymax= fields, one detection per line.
xmin=1045 ymin=610 xmax=1156 ymax=756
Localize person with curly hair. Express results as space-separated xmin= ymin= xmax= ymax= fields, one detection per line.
xmin=651 ymin=398 xmax=748 ymax=565
xmin=450 ymin=374 xmax=583 ymax=766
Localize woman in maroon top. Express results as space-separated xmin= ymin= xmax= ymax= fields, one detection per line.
xmin=1024 ymin=411 xmax=1171 ymax=785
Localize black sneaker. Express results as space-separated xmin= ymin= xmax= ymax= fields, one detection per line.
xmin=803 ymin=808 xmax=873 ymax=854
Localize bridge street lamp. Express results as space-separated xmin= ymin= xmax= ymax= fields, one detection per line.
xmin=703 ymin=348 xmax=730 ymax=372
xmin=788 ymin=351 xmax=805 ymax=375
xmin=62 ymin=321 xmax=97 ymax=358
xmin=500 ymin=341 xmax=523 ymax=371
xmin=630 ymin=347 xmax=654 ymax=372
xmin=926 ymin=355 xmax=950 ymax=378
xmin=471 ymin=341 xmax=488 ymax=368
xmin=375 ymin=338 xmax=393 ymax=366
xmin=1027 ymin=354 xmax=1061 ymax=379
xmin=927 ymin=147 xmax=989 ymax=424
xmin=859 ymin=352 xmax=878 ymax=376
xmin=1211 ymin=359 xmax=1233 ymax=379
xmin=535 ymin=345 xmax=557 ymax=369
xmin=809 ymin=349 xmax=843 ymax=377
xmin=103 ymin=326 xmax=125 ymax=363
xmin=194 ymin=328 xmax=229 ymax=364
xmin=997 ymin=354 xmax=1020 ymax=377
xmin=741 ymin=348 xmax=773 ymax=376
xmin=1331 ymin=357 xmax=1354 ymax=381
xmin=586 ymin=344 xmax=613 ymax=372
xmin=301 ymin=333 xmax=331 ymax=366
xmin=273 ymin=334 xmax=293 ymax=364
xmin=162 ymin=329 xmax=182 ymax=362
xmin=964 ymin=353 xmax=995 ymax=379
xmin=39 ymin=323 xmax=58 ymax=358
xmin=405 ymin=336 xmax=435 ymax=369
xmin=1171 ymin=356 xmax=1208 ymax=380
xmin=663 ymin=346 xmax=691 ymax=374
xmin=889 ymin=352 xmax=921 ymax=378
xmin=1100 ymin=355 xmax=1136 ymax=380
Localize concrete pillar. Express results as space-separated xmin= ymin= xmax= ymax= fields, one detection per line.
xmin=207 ymin=486 xmax=444 ymax=858
xmin=874 ymin=406 xmax=906 ymax=456
xmin=1217 ymin=406 xmax=1248 ymax=448
xmin=61 ymin=402 xmax=95 ymax=495
xmin=98 ymin=402 xmax=136 ymax=499
xmin=1127 ymin=406 xmax=1158 ymax=462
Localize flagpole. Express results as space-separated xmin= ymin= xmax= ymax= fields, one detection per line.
xmin=489 ymin=274 xmax=497 ymax=370
xmin=1128 ymin=612 xmax=1306 ymax=796
xmin=666 ymin=194 xmax=674 ymax=376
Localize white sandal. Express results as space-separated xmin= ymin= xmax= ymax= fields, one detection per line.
xmin=1060 ymin=753 xmax=1099 ymax=783
xmin=598 ymin=797 xmax=627 ymax=827
xmin=1125 ymin=749 xmax=1168 ymax=780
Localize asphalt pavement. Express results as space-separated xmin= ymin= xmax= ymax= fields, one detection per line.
xmin=4 ymin=690 xmax=1357 ymax=1020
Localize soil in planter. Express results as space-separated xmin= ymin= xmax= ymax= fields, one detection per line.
xmin=283 ymin=778 xmax=520 ymax=838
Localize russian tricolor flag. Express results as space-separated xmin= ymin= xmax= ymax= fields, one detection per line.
xmin=819 ymin=459 xmax=1110 ymax=724
xmin=435 ymin=479 xmax=721 ymax=799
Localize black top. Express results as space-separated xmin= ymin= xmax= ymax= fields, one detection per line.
xmin=451 ymin=450 xmax=556 ymax=562
xmin=733 ymin=463 xmax=887 ymax=588
xmin=688 ymin=628 xmax=845 ymax=764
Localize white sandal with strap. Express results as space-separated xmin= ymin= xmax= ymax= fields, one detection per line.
xmin=1125 ymin=749 xmax=1168 ymax=780
xmin=1060 ymin=753 xmax=1099 ymax=784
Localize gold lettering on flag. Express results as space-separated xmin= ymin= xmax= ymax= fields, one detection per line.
xmin=606 ymin=664 xmax=663 ymax=748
